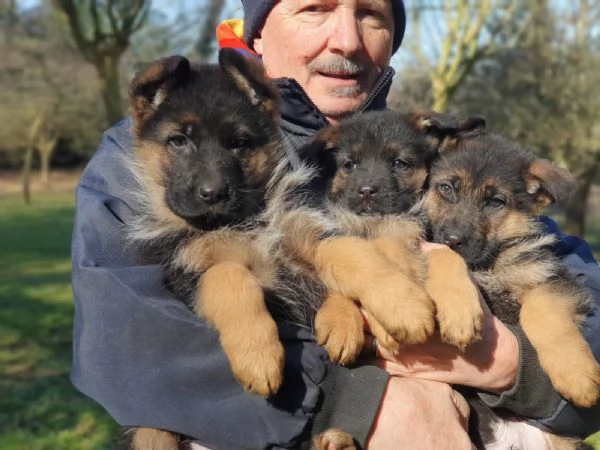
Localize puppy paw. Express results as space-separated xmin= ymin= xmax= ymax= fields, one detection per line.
xmin=362 ymin=276 xmax=435 ymax=345
xmin=367 ymin=316 xmax=402 ymax=354
xmin=437 ymin=302 xmax=484 ymax=350
xmin=549 ymin=359 xmax=600 ymax=408
xmin=315 ymin=298 xmax=364 ymax=365
xmin=227 ymin=338 xmax=285 ymax=397
xmin=312 ymin=428 xmax=356 ymax=450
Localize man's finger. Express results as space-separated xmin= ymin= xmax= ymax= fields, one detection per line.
xmin=450 ymin=389 xmax=471 ymax=430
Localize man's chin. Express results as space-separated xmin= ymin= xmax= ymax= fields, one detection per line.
xmin=317 ymin=96 xmax=367 ymax=122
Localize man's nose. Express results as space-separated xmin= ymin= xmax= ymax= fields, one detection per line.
xmin=328 ymin=9 xmax=363 ymax=55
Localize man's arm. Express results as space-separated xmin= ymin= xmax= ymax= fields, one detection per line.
xmin=70 ymin=119 xmax=389 ymax=448
xmin=376 ymin=233 xmax=600 ymax=438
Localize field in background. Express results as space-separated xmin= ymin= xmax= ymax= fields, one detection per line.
xmin=0 ymin=172 xmax=599 ymax=449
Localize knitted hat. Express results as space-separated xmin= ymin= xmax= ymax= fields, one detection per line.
xmin=241 ymin=0 xmax=406 ymax=55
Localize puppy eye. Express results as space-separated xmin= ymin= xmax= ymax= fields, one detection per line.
xmin=393 ymin=158 xmax=410 ymax=170
xmin=167 ymin=134 xmax=189 ymax=148
xmin=343 ymin=159 xmax=357 ymax=171
xmin=486 ymin=197 xmax=506 ymax=208
xmin=437 ymin=183 xmax=453 ymax=196
xmin=228 ymin=137 xmax=252 ymax=150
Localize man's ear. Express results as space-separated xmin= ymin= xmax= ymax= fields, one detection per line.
xmin=129 ymin=55 xmax=191 ymax=125
xmin=253 ymin=36 xmax=264 ymax=55
xmin=526 ymin=158 xmax=577 ymax=212
xmin=409 ymin=111 xmax=486 ymax=153
xmin=218 ymin=48 xmax=278 ymax=114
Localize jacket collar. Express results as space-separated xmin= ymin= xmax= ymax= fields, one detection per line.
xmin=275 ymin=67 xmax=395 ymax=137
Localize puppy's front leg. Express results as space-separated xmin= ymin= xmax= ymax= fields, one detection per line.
xmin=314 ymin=292 xmax=365 ymax=365
xmin=314 ymin=237 xmax=435 ymax=345
xmin=199 ymin=262 xmax=284 ymax=396
xmin=520 ymin=284 xmax=600 ymax=407
xmin=425 ymin=248 xmax=483 ymax=350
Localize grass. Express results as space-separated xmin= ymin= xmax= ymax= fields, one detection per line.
xmin=0 ymin=192 xmax=119 ymax=450
xmin=0 ymin=190 xmax=598 ymax=449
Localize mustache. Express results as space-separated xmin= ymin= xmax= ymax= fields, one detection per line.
xmin=307 ymin=56 xmax=367 ymax=75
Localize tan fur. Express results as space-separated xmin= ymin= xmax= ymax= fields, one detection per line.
xmin=314 ymin=236 xmax=435 ymax=345
xmin=520 ymin=284 xmax=600 ymax=407
xmin=425 ymin=248 xmax=483 ymax=350
xmin=545 ymin=433 xmax=585 ymax=450
xmin=129 ymin=428 xmax=181 ymax=450
xmin=199 ymin=261 xmax=284 ymax=396
xmin=314 ymin=292 xmax=365 ymax=364
xmin=312 ymin=428 xmax=356 ymax=450
xmin=175 ymin=229 xmax=277 ymax=288
xmin=494 ymin=210 xmax=534 ymax=242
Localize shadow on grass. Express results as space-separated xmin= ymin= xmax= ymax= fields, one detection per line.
xmin=0 ymin=194 xmax=119 ymax=449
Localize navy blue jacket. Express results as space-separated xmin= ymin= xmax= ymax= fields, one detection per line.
xmin=71 ymin=70 xmax=600 ymax=448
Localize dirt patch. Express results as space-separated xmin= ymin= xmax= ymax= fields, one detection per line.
xmin=0 ymin=170 xmax=82 ymax=195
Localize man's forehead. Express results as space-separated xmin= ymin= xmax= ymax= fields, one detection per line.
xmin=283 ymin=0 xmax=391 ymax=7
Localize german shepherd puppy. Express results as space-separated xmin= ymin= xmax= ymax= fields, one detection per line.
xmin=421 ymin=131 xmax=600 ymax=448
xmin=124 ymin=49 xmax=289 ymax=449
xmin=290 ymin=110 xmax=488 ymax=363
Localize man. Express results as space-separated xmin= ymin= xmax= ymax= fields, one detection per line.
xmin=71 ymin=1 xmax=600 ymax=448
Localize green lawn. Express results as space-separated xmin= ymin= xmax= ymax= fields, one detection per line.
xmin=0 ymin=191 xmax=598 ymax=449
xmin=0 ymin=192 xmax=119 ymax=450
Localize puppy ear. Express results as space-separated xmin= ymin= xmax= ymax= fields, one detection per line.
xmin=298 ymin=126 xmax=339 ymax=164
xmin=298 ymin=126 xmax=339 ymax=182
xmin=410 ymin=111 xmax=486 ymax=153
xmin=129 ymin=55 xmax=191 ymax=125
xmin=218 ymin=48 xmax=278 ymax=114
xmin=526 ymin=158 xmax=577 ymax=211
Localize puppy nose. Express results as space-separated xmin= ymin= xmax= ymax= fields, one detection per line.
xmin=444 ymin=233 xmax=466 ymax=249
xmin=358 ymin=185 xmax=379 ymax=198
xmin=198 ymin=183 xmax=229 ymax=204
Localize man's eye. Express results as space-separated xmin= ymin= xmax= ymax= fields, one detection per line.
xmin=486 ymin=197 xmax=506 ymax=208
xmin=393 ymin=158 xmax=410 ymax=170
xmin=343 ymin=159 xmax=357 ymax=170
xmin=301 ymin=3 xmax=329 ymax=13
xmin=167 ymin=135 xmax=189 ymax=148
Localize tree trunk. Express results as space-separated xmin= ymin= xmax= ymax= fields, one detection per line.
xmin=563 ymin=160 xmax=599 ymax=237
xmin=96 ymin=54 xmax=124 ymax=126
xmin=22 ymin=114 xmax=45 ymax=204
xmin=22 ymin=144 xmax=34 ymax=205
xmin=38 ymin=136 xmax=58 ymax=189
xmin=431 ymin=77 xmax=449 ymax=112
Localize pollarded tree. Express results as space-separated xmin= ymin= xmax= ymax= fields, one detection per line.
xmin=407 ymin=0 xmax=528 ymax=112
xmin=53 ymin=0 xmax=149 ymax=126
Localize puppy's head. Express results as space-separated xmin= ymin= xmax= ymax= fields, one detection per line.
xmin=299 ymin=110 xmax=485 ymax=215
xmin=128 ymin=49 xmax=281 ymax=231
xmin=423 ymin=133 xmax=576 ymax=269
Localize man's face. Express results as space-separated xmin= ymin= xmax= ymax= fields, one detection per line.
xmin=253 ymin=0 xmax=394 ymax=123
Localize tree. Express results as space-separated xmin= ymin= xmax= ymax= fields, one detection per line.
xmin=194 ymin=0 xmax=227 ymax=61
xmin=407 ymin=0 xmax=527 ymax=112
xmin=0 ymin=3 xmax=105 ymax=197
xmin=53 ymin=0 xmax=149 ymax=126
xmin=452 ymin=0 xmax=600 ymax=236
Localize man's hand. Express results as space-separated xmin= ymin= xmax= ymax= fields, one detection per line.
xmin=366 ymin=377 xmax=473 ymax=450
xmin=364 ymin=242 xmax=519 ymax=394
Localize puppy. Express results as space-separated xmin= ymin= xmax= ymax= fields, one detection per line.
xmin=280 ymin=110 xmax=488 ymax=364
xmin=422 ymin=130 xmax=600 ymax=448
xmin=124 ymin=49 xmax=288 ymax=449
